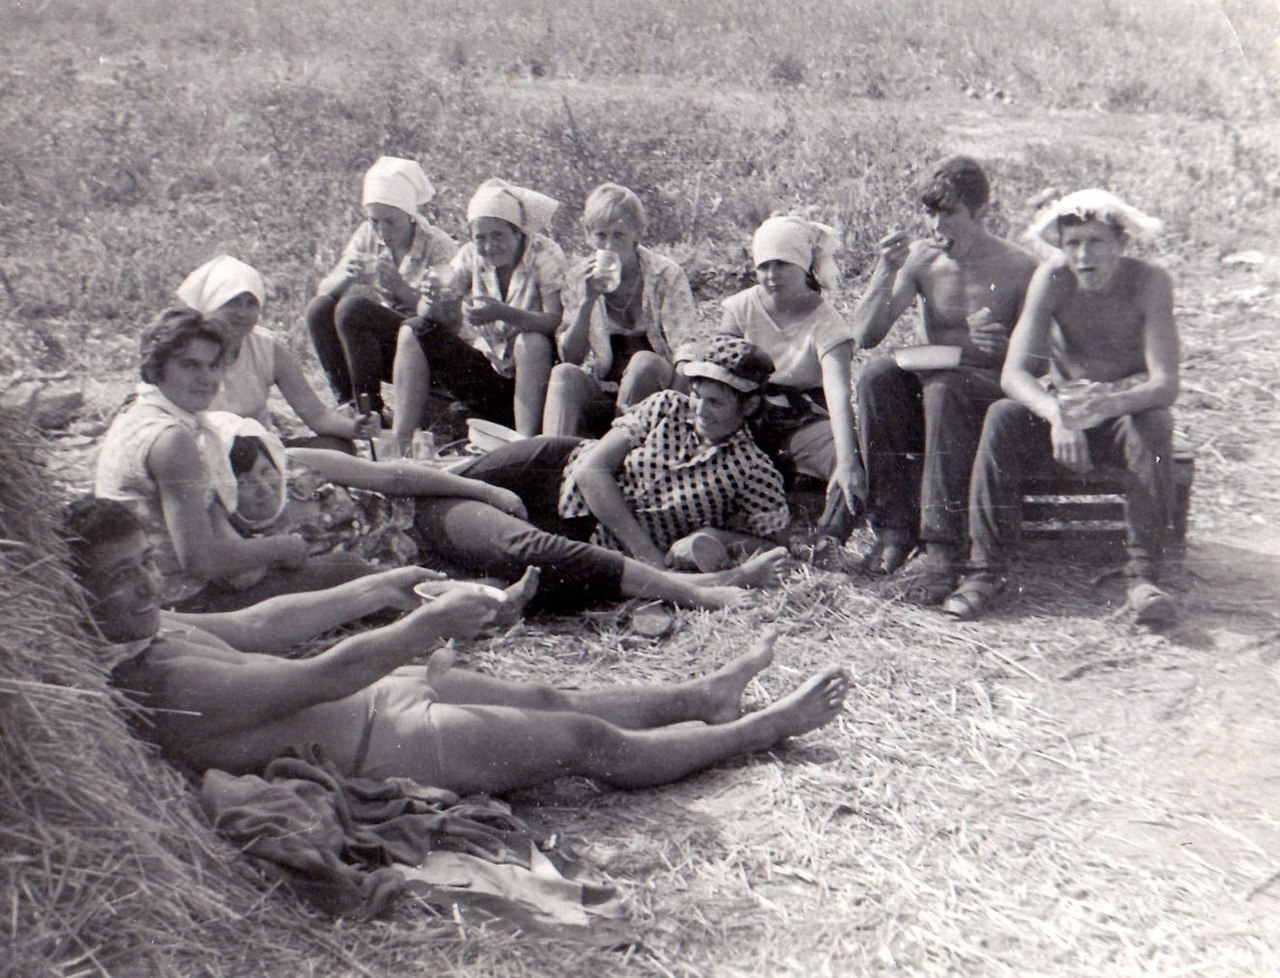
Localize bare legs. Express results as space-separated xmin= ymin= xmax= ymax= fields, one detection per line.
xmin=617 ymin=546 xmax=790 ymax=609
xmin=425 ymin=629 xmax=850 ymax=794
xmin=513 ymin=333 xmax=553 ymax=437
xmin=392 ymin=324 xmax=430 ymax=454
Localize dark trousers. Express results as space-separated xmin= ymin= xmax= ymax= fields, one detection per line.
xmin=412 ymin=323 xmax=516 ymax=429
xmin=305 ymin=293 xmax=405 ymax=411
xmin=968 ymin=399 xmax=1174 ymax=579
xmin=413 ymin=497 xmax=625 ymax=613
xmin=452 ymin=435 xmax=590 ymax=538
xmin=857 ymin=357 xmax=1003 ymax=548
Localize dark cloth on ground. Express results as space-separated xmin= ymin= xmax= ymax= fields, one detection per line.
xmin=198 ymin=747 xmax=622 ymax=936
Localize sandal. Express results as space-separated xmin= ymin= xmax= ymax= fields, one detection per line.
xmin=1127 ymin=579 xmax=1177 ymax=626
xmin=941 ymin=575 xmax=1004 ymax=621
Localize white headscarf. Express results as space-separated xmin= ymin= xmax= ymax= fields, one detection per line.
xmin=1026 ymin=189 xmax=1163 ymax=247
xmin=751 ymin=215 xmax=841 ymax=293
xmin=175 ymin=256 xmax=265 ymax=316
xmin=205 ymin=410 xmax=289 ymax=529
xmin=361 ymin=156 xmax=435 ymax=215
xmin=466 ymin=178 xmax=559 ymax=234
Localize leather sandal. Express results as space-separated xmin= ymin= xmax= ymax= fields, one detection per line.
xmin=1127 ymin=579 xmax=1177 ymax=626
xmin=941 ymin=575 xmax=1003 ymax=620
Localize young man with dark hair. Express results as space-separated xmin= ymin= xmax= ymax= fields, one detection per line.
xmin=66 ymin=497 xmax=848 ymax=792
xmin=852 ymin=156 xmax=1038 ymax=601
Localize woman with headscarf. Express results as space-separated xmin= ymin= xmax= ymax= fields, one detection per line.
xmin=203 ymin=411 xmax=776 ymax=613
xmin=94 ymin=308 xmax=373 ymax=612
xmin=716 ymin=215 xmax=862 ymax=546
xmin=391 ymin=178 xmax=565 ymax=450
xmin=305 ymin=156 xmax=458 ymax=419
xmin=177 ymin=255 xmax=379 ymax=453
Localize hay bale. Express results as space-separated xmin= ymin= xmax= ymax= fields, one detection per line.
xmin=0 ymin=409 xmax=386 ymax=975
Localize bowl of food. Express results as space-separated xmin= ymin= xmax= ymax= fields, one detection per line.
xmin=892 ymin=344 xmax=963 ymax=372
xmin=413 ymin=580 xmax=508 ymax=604
xmin=466 ymin=418 xmax=522 ymax=454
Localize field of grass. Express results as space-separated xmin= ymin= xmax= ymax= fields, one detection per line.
xmin=4 ymin=1 xmax=1280 ymax=976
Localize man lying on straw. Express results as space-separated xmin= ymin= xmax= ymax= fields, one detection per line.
xmin=66 ymin=497 xmax=848 ymax=793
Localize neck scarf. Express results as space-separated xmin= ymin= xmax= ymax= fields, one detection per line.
xmin=133 ymin=384 xmax=237 ymax=513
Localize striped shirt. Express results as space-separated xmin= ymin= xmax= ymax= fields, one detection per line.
xmin=559 ymin=390 xmax=790 ymax=552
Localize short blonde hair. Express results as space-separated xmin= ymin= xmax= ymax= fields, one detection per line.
xmin=583 ymin=182 xmax=646 ymax=236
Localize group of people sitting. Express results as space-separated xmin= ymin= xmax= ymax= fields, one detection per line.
xmin=63 ymin=152 xmax=1182 ymax=802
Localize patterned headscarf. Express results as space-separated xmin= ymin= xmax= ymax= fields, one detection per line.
xmin=751 ymin=215 xmax=841 ymax=293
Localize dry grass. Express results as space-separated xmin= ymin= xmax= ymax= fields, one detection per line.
xmin=5 ymin=1 xmax=1280 ymax=975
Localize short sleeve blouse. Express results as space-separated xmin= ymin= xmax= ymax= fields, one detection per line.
xmin=719 ymin=286 xmax=852 ymax=391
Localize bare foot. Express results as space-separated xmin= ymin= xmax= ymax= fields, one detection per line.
xmin=748 ymin=666 xmax=849 ymax=746
xmin=727 ymin=546 xmax=789 ymax=589
xmin=689 ymin=584 xmax=750 ymax=609
xmin=495 ymin=566 xmax=540 ymax=626
xmin=696 ymin=627 xmax=778 ymax=724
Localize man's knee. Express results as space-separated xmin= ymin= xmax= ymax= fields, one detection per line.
xmin=304 ymin=294 xmax=339 ymax=334
xmin=334 ymin=294 xmax=379 ymax=335
xmin=1116 ymin=408 xmax=1174 ymax=467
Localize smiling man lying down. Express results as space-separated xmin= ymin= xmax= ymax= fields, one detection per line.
xmin=66 ymin=497 xmax=848 ymax=793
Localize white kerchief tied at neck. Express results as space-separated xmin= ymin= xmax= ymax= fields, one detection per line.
xmin=175 ymin=256 xmax=265 ymax=316
xmin=466 ymin=178 xmax=560 ymax=233
xmin=1027 ymin=189 xmax=1163 ymax=247
xmin=361 ymin=156 xmax=435 ymax=215
xmin=133 ymin=384 xmax=238 ymax=514
xmin=205 ymin=411 xmax=289 ymax=528
xmin=751 ymin=215 xmax=842 ymax=293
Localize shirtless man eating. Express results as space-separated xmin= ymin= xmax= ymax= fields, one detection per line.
xmin=853 ymin=156 xmax=1038 ymax=601
xmin=68 ymin=497 xmax=849 ymax=793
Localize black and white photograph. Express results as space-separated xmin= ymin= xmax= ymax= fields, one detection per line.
xmin=3 ymin=1 xmax=1279 ymax=974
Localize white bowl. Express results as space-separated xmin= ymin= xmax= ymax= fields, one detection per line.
xmin=893 ymin=345 xmax=963 ymax=372
xmin=413 ymin=581 xmax=508 ymax=604
xmin=466 ymin=418 xmax=522 ymax=453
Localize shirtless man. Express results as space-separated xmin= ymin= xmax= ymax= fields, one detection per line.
xmin=68 ymin=497 xmax=848 ymax=793
xmin=853 ymin=156 xmax=1038 ymax=602
xmin=941 ymin=189 xmax=1180 ymax=625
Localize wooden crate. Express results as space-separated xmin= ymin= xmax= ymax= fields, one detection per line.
xmin=1019 ymin=445 xmax=1195 ymax=551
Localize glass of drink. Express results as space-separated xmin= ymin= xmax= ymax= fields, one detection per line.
xmin=592 ymin=249 xmax=622 ymax=293
xmin=1056 ymin=379 xmax=1099 ymax=430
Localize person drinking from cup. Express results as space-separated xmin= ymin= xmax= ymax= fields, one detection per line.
xmin=391 ymin=179 xmax=566 ymax=451
xmin=942 ymin=189 xmax=1180 ymax=625
xmin=542 ymin=183 xmax=696 ymax=437
xmin=305 ymin=157 xmax=458 ymax=420
xmin=852 ymin=156 xmax=1038 ymax=601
